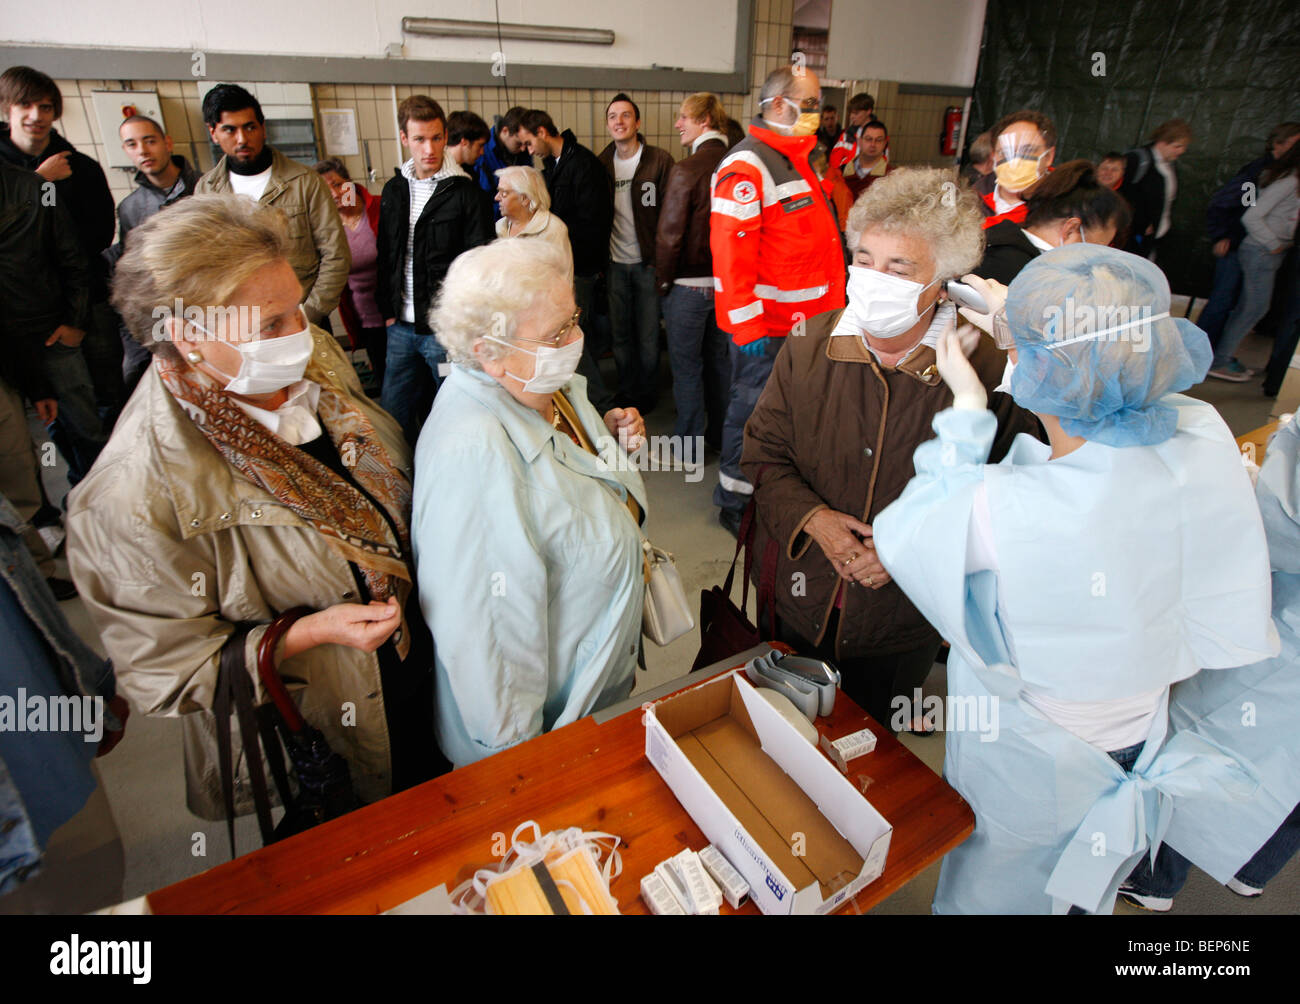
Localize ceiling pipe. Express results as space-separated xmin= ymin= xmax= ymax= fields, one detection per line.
xmin=401 ymin=17 xmax=615 ymax=45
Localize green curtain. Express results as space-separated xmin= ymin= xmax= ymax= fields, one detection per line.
xmin=971 ymin=0 xmax=1300 ymax=296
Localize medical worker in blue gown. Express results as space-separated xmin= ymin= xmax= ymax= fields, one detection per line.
xmin=873 ymin=244 xmax=1280 ymax=914
xmin=1119 ymin=415 xmax=1300 ymax=909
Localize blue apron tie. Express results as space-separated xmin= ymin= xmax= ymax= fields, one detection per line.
xmin=1045 ymin=731 xmax=1258 ymax=913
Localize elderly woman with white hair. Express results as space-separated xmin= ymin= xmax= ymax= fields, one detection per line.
xmin=873 ymin=243 xmax=1280 ymax=914
xmin=493 ymin=165 xmax=573 ymax=280
xmin=741 ymin=168 xmax=1042 ymax=731
xmin=412 ymin=238 xmax=647 ymax=768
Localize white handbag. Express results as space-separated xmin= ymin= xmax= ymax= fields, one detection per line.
xmin=641 ymin=538 xmax=695 ymax=646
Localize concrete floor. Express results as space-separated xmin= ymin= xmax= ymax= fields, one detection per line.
xmin=21 ymin=316 xmax=1300 ymax=913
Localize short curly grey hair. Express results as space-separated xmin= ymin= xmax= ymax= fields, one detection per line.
xmin=430 ymin=238 xmax=571 ymax=368
xmin=846 ymin=167 xmax=985 ymax=281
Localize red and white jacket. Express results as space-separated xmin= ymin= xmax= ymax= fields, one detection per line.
xmin=709 ymin=119 xmax=846 ymax=345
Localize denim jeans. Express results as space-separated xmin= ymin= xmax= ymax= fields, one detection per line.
xmin=663 ymin=284 xmax=730 ymax=444
xmin=42 ymin=342 xmax=107 ymax=487
xmin=607 ymin=261 xmax=661 ymax=408
xmin=1126 ymin=799 xmax=1300 ymax=898
xmin=0 ymin=380 xmax=53 ymax=577
xmin=714 ymin=334 xmax=782 ymax=513
xmin=379 ymin=321 xmax=447 ymax=445
xmin=120 ymin=323 xmax=152 ymax=397
xmin=1263 ymin=247 xmax=1300 ymax=393
xmin=1197 ymin=248 xmax=1244 ymax=349
xmin=574 ymin=273 xmax=614 ymax=415
xmin=1214 ymin=238 xmax=1287 ymax=367
xmin=81 ymin=300 xmax=127 ymax=433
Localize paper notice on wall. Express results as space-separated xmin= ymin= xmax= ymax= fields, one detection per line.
xmin=321 ymin=108 xmax=360 ymax=156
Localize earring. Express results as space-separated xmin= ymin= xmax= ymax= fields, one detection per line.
xmin=186 ymin=350 xmax=203 ymax=364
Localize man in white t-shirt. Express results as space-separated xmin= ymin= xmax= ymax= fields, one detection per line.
xmin=197 ymin=84 xmax=349 ymax=326
xmin=597 ymin=94 xmax=674 ymax=412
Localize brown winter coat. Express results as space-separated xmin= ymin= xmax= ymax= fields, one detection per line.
xmin=741 ymin=308 xmax=1042 ymax=659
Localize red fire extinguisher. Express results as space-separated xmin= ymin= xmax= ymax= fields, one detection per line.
xmin=941 ymin=106 xmax=962 ymax=156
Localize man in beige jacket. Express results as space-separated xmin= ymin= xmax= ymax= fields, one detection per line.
xmin=197 ymin=84 xmax=349 ymax=325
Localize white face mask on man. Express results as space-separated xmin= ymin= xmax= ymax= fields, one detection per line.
xmin=486 ymin=335 xmax=585 ymax=394
xmin=845 ymin=265 xmax=940 ymax=340
xmin=187 ymin=310 xmax=314 ymax=396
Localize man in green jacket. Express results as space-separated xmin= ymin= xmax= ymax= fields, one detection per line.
xmin=197 ymin=84 xmax=349 ymax=325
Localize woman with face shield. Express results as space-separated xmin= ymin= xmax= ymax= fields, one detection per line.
xmin=740 ymin=168 xmax=1043 ymax=730
xmin=872 ymin=243 xmax=1281 ymax=914
xmin=410 ymin=239 xmax=649 ymax=769
xmin=66 ymin=195 xmax=442 ymax=827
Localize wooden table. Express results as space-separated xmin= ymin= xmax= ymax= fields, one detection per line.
xmin=1237 ymin=421 xmax=1280 ymax=467
xmin=147 ymin=647 xmax=974 ymax=915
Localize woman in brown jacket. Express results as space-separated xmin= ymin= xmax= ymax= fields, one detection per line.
xmin=67 ymin=195 xmax=440 ymax=826
xmin=742 ymin=168 xmax=1042 ymax=730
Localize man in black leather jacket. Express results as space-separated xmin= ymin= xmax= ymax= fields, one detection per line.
xmin=517 ymin=110 xmax=615 ymax=412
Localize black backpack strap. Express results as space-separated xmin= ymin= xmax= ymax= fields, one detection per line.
xmin=256 ymin=704 xmax=296 ymax=811
xmin=215 ymin=626 xmax=278 ymax=858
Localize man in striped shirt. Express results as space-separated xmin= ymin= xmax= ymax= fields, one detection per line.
xmin=376 ymin=95 xmax=494 ymax=443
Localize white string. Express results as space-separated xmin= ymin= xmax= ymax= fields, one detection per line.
xmin=448 ymin=820 xmax=623 ymax=915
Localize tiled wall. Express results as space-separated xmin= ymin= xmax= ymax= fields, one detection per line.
xmin=47 ymin=0 xmax=965 ymax=235
xmin=872 ymin=82 xmax=970 ymax=169
xmin=52 ymin=78 xmax=216 ymax=209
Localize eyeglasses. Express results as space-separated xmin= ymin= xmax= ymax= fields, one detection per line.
xmin=761 ymin=95 xmax=822 ymax=113
xmin=514 ymin=308 xmax=583 ymax=348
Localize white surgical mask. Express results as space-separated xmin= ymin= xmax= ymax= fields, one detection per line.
xmin=995 ymin=357 xmax=1015 ymax=393
xmin=846 ymin=265 xmax=940 ymax=340
xmin=487 ymin=335 xmax=584 ymax=394
xmin=190 ymin=312 xmax=315 ymax=396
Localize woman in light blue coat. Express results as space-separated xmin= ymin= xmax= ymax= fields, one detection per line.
xmin=412 ymin=239 xmax=649 ymax=769
xmin=873 ymin=245 xmax=1280 ymax=913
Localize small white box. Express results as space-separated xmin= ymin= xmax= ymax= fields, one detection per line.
xmin=700 ymin=844 xmax=750 ymax=909
xmin=644 ymin=671 xmax=892 ymax=915
xmin=819 ymin=727 xmax=877 ymax=773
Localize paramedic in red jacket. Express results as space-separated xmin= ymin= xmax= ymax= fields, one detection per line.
xmin=709 ymin=65 xmax=846 ymax=534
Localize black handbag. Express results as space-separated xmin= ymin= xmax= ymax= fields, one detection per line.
xmin=215 ymin=608 xmax=361 ymax=858
xmin=691 ymin=500 xmax=779 ymax=672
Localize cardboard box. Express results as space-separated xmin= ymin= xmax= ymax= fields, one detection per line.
xmin=643 ymin=671 xmax=892 ymax=915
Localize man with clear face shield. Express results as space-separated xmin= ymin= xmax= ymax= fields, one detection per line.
xmin=972 ymin=109 xmax=1058 ymax=230
xmin=873 ymin=244 xmax=1280 ymax=914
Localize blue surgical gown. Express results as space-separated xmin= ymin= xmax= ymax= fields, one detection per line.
xmin=1158 ymin=417 xmax=1300 ymax=882
xmin=873 ymin=396 xmax=1279 ymax=913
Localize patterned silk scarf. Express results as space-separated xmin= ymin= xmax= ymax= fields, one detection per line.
xmin=157 ymin=351 xmax=414 ymax=656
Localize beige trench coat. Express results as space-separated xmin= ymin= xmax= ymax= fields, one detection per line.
xmin=67 ymin=328 xmax=414 ymax=819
